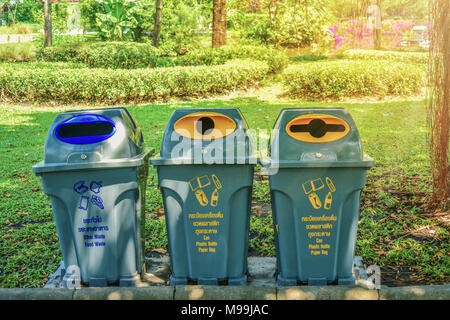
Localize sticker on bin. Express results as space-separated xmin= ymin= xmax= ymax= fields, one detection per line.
xmin=286 ymin=114 xmax=350 ymax=143
xmin=174 ymin=112 xmax=237 ymax=140
xmin=189 ymin=174 xmax=222 ymax=207
xmin=302 ymin=177 xmax=336 ymax=210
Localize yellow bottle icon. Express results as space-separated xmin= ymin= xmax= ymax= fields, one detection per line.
xmin=210 ymin=188 xmax=219 ymax=207
xmin=324 ymin=192 xmax=332 ymax=210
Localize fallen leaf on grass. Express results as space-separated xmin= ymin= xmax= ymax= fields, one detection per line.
xmin=1 ymin=235 xmax=11 ymax=240
xmin=4 ymin=193 xmax=10 ymax=198
xmin=31 ymin=187 xmax=39 ymax=192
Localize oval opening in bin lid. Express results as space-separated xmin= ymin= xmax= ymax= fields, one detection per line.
xmin=286 ymin=114 xmax=350 ymax=143
xmin=55 ymin=114 xmax=116 ymax=144
xmin=173 ymin=112 xmax=236 ymax=140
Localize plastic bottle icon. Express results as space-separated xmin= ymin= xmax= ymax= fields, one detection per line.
xmin=210 ymin=189 xmax=219 ymax=207
xmin=324 ymin=192 xmax=332 ymax=210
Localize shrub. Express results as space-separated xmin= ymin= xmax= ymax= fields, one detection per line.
xmin=176 ymin=45 xmax=289 ymax=73
xmin=0 ymin=59 xmax=269 ymax=103
xmin=36 ymin=43 xmax=289 ymax=72
xmin=33 ymin=34 xmax=99 ymax=48
xmin=342 ymin=49 xmax=428 ymax=64
xmin=0 ymin=23 xmax=33 ymax=35
xmin=229 ymin=5 xmax=333 ymax=49
xmin=282 ymin=59 xmax=426 ymax=100
xmin=36 ymin=42 xmax=176 ymax=69
xmin=0 ymin=43 xmax=35 ymax=62
xmin=1 ymin=61 xmax=89 ymax=69
xmin=289 ymin=54 xmax=329 ymax=62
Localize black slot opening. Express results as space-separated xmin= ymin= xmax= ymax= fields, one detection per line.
xmin=290 ymin=119 xmax=345 ymax=138
xmin=195 ymin=117 xmax=215 ymax=135
xmin=57 ymin=122 xmax=114 ymax=138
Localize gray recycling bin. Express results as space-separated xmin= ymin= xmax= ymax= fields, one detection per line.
xmin=151 ymin=109 xmax=257 ymax=285
xmin=261 ymin=108 xmax=373 ymax=286
xmin=32 ymin=108 xmax=152 ymax=287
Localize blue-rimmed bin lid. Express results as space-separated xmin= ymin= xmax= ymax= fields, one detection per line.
xmin=33 ymin=108 xmax=152 ymax=174
xmin=54 ymin=114 xmax=117 ymax=145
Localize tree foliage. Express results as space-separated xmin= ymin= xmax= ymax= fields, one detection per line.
xmin=229 ymin=0 xmax=334 ymax=49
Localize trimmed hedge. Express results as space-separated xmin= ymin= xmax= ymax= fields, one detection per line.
xmin=282 ymin=59 xmax=426 ymax=100
xmin=342 ymin=49 xmax=428 ymax=64
xmin=176 ymin=45 xmax=289 ymax=73
xmin=1 ymin=61 xmax=89 ymax=69
xmin=37 ymin=43 xmax=289 ymax=73
xmin=0 ymin=59 xmax=269 ymax=103
xmin=36 ymin=42 xmax=175 ymax=69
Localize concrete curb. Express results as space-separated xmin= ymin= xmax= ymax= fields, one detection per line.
xmin=378 ymin=285 xmax=450 ymax=300
xmin=0 ymin=285 xmax=448 ymax=300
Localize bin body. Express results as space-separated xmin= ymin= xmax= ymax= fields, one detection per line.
xmin=263 ymin=108 xmax=373 ymax=286
xmin=33 ymin=108 xmax=151 ymax=286
xmin=151 ymin=108 xmax=256 ymax=285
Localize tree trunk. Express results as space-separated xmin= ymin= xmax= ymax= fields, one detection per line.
xmin=374 ymin=0 xmax=382 ymax=50
xmin=250 ymin=0 xmax=259 ymax=13
xmin=43 ymin=0 xmax=52 ymax=47
xmin=153 ymin=0 xmax=163 ymax=47
xmin=212 ymin=0 xmax=226 ymax=48
xmin=427 ymin=0 xmax=449 ymax=210
xmin=11 ymin=3 xmax=17 ymax=25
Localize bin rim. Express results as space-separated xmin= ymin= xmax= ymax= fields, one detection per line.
xmin=33 ymin=148 xmax=154 ymax=175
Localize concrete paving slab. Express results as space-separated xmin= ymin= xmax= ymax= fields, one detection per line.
xmin=277 ymin=286 xmax=379 ymax=300
xmin=73 ymin=287 xmax=174 ymax=300
xmin=0 ymin=288 xmax=74 ymax=300
xmin=379 ymin=285 xmax=450 ymax=300
xmin=174 ymin=285 xmax=277 ymax=300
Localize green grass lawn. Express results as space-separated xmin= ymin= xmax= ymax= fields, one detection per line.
xmin=0 ymin=97 xmax=448 ymax=287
